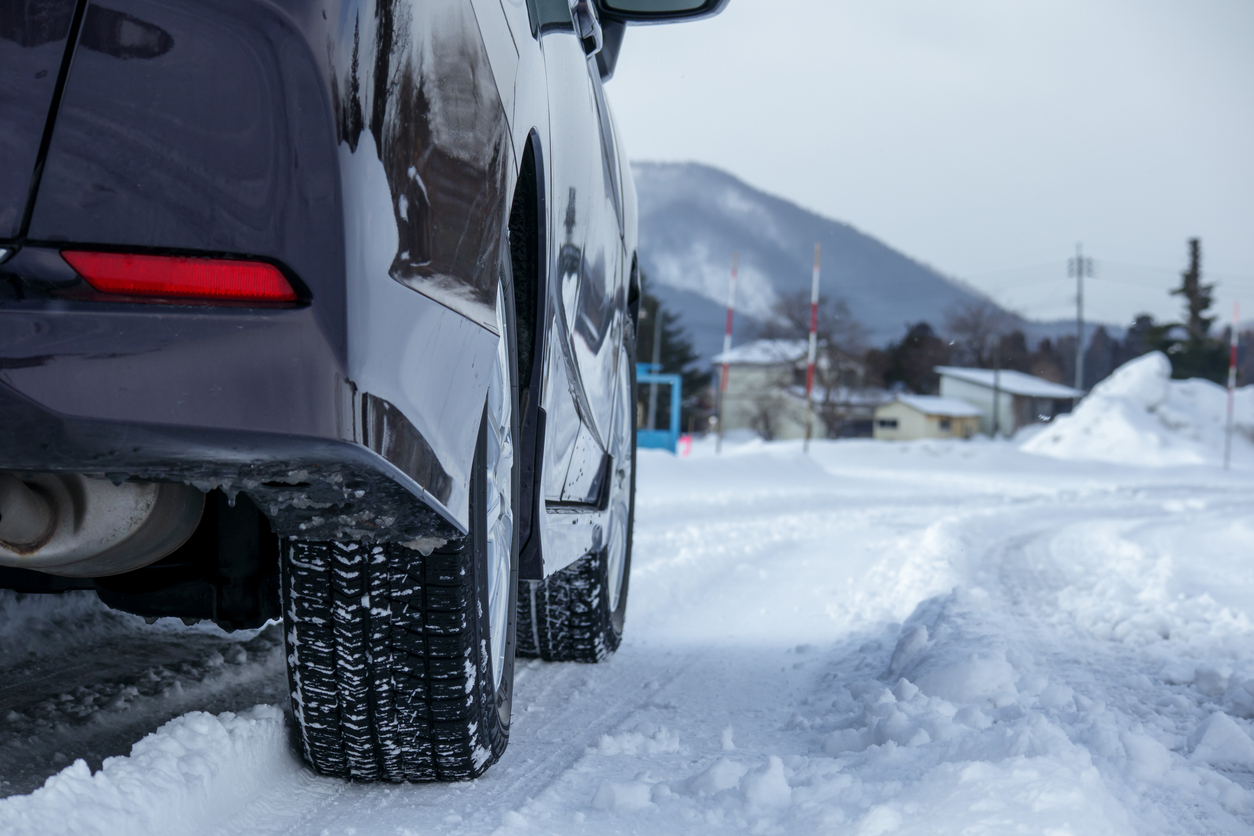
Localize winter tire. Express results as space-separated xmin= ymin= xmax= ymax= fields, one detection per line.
xmin=281 ymin=271 xmax=520 ymax=782
xmin=518 ymin=327 xmax=636 ymax=663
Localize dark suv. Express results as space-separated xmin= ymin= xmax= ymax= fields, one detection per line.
xmin=0 ymin=0 xmax=726 ymax=781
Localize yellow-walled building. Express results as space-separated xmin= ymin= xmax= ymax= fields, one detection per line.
xmin=873 ymin=395 xmax=982 ymax=441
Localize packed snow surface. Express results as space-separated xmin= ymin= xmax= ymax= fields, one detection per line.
xmin=1023 ymin=352 xmax=1254 ymax=467
xmin=3 ymin=428 xmax=1254 ymax=834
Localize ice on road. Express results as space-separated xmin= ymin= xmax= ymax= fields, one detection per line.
xmin=3 ymin=375 xmax=1254 ymax=833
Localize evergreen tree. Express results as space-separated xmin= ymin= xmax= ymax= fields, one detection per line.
xmin=635 ymin=271 xmax=712 ymax=432
xmin=870 ymin=322 xmax=951 ymax=394
xmin=1173 ymin=239 xmax=1215 ymax=340
xmin=1119 ymin=314 xmax=1160 ymax=363
xmin=1029 ymin=338 xmax=1066 ymax=384
xmin=1083 ymin=326 xmax=1117 ymax=389
xmin=1239 ymin=330 xmax=1253 ymax=387
xmin=1163 ymin=239 xmax=1226 ymax=383
xmin=996 ymin=330 xmax=1032 ymax=374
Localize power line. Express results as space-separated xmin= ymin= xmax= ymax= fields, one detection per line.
xmin=966 ymin=264 xmax=1254 ymax=292
xmin=961 ymin=258 xmax=1254 ymax=285
xmin=959 ymin=259 xmax=1067 ymax=279
xmin=971 ymin=275 xmax=1075 ymax=290
xmin=1099 ymin=258 xmax=1254 ymax=283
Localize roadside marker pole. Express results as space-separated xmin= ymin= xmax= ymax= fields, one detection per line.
xmin=803 ymin=243 xmax=821 ymax=453
xmin=1225 ymin=300 xmax=1240 ymax=470
xmin=716 ymin=252 xmax=738 ymax=455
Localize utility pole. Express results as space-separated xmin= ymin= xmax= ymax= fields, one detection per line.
xmin=715 ymin=252 xmax=738 ymax=455
xmin=1068 ymin=243 xmax=1094 ymax=392
xmin=646 ymin=296 xmax=662 ymax=430
xmin=1226 ymin=300 xmax=1240 ymax=470
xmin=803 ymin=243 xmax=821 ymax=453
xmin=991 ymin=347 xmax=1001 ymax=437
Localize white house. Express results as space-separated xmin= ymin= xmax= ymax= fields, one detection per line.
xmin=872 ymin=395 xmax=983 ymax=441
xmin=711 ymin=339 xmax=888 ymax=439
xmin=934 ymin=366 xmax=1083 ymax=436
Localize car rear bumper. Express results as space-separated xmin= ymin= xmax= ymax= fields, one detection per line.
xmin=0 ymin=0 xmax=513 ymax=542
xmin=0 ymin=294 xmax=463 ymax=543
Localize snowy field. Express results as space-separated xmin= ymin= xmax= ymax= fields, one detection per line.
xmin=3 ymin=354 xmax=1254 ymax=835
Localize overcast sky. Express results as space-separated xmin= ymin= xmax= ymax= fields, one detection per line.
xmin=607 ymin=0 xmax=1254 ymax=329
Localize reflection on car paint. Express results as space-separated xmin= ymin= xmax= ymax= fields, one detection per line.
xmin=79 ymin=6 xmax=173 ymax=60
xmin=328 ymin=0 xmax=512 ymax=331
xmin=0 ymin=0 xmax=78 ymax=237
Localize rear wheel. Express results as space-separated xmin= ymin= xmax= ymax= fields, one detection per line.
xmin=281 ymin=275 xmax=519 ymax=781
xmin=518 ymin=326 xmax=636 ymax=663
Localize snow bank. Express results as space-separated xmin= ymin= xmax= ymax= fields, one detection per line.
xmin=1022 ymin=352 xmax=1254 ymax=466
xmin=0 ymin=707 xmax=300 ymax=836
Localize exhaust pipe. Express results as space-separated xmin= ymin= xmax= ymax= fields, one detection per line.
xmin=0 ymin=474 xmax=55 ymax=550
xmin=0 ymin=473 xmax=204 ymax=577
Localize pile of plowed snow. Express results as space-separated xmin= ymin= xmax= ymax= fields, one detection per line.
xmin=1022 ymin=351 xmax=1254 ymax=467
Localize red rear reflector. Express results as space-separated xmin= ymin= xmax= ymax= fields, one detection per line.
xmin=61 ymin=251 xmax=297 ymax=302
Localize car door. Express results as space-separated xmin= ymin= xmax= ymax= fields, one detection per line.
xmin=537 ymin=5 xmax=624 ymax=505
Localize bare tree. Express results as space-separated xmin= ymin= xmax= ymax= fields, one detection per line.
xmin=746 ymin=384 xmax=798 ymax=441
xmin=758 ymin=293 xmax=871 ymax=439
xmin=944 ymin=300 xmax=1013 ymax=368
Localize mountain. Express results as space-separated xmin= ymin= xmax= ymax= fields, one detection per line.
xmin=632 ymin=162 xmax=1093 ymax=365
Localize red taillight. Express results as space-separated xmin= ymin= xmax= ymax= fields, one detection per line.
xmin=61 ymin=251 xmax=297 ymax=303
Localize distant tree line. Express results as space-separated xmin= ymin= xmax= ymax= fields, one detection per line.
xmin=863 ymin=238 xmax=1247 ymax=394
xmin=637 ymin=238 xmax=1249 ymax=438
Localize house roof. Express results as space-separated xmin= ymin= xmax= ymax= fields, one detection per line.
xmin=888 ymin=395 xmax=984 ymax=418
xmin=934 ymin=366 xmax=1083 ymax=398
xmin=712 ymin=339 xmax=808 ymax=366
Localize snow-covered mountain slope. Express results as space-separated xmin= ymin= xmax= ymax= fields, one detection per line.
xmin=3 ymin=435 xmax=1253 ymax=834
xmin=633 ymin=162 xmax=998 ymax=359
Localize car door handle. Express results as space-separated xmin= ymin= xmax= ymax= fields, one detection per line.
xmin=573 ymin=1 xmax=603 ymax=56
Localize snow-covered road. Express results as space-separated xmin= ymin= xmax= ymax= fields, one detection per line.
xmin=3 ymin=434 xmax=1254 ymax=835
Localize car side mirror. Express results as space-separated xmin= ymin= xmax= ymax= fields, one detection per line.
xmin=573 ymin=1 xmax=603 ymax=56
xmin=594 ymin=0 xmax=729 ymax=24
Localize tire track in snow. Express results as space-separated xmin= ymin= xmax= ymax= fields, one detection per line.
xmin=0 ymin=617 xmax=286 ymax=798
xmin=202 ymin=648 xmax=718 ymax=835
xmin=948 ymin=495 xmax=1254 ymax=832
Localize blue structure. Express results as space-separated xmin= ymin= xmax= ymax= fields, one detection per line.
xmin=636 ymin=363 xmax=683 ymax=453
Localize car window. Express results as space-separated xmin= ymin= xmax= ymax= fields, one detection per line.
xmin=527 ymin=0 xmax=574 ymax=32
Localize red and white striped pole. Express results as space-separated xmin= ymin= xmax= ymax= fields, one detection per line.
xmin=716 ymin=252 xmax=738 ymax=455
xmin=1225 ymin=300 xmax=1240 ymax=470
xmin=803 ymin=243 xmax=821 ymax=452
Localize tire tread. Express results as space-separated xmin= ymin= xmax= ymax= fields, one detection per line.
xmin=517 ymin=552 xmax=620 ymax=663
xmin=282 ymin=539 xmax=504 ymax=781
